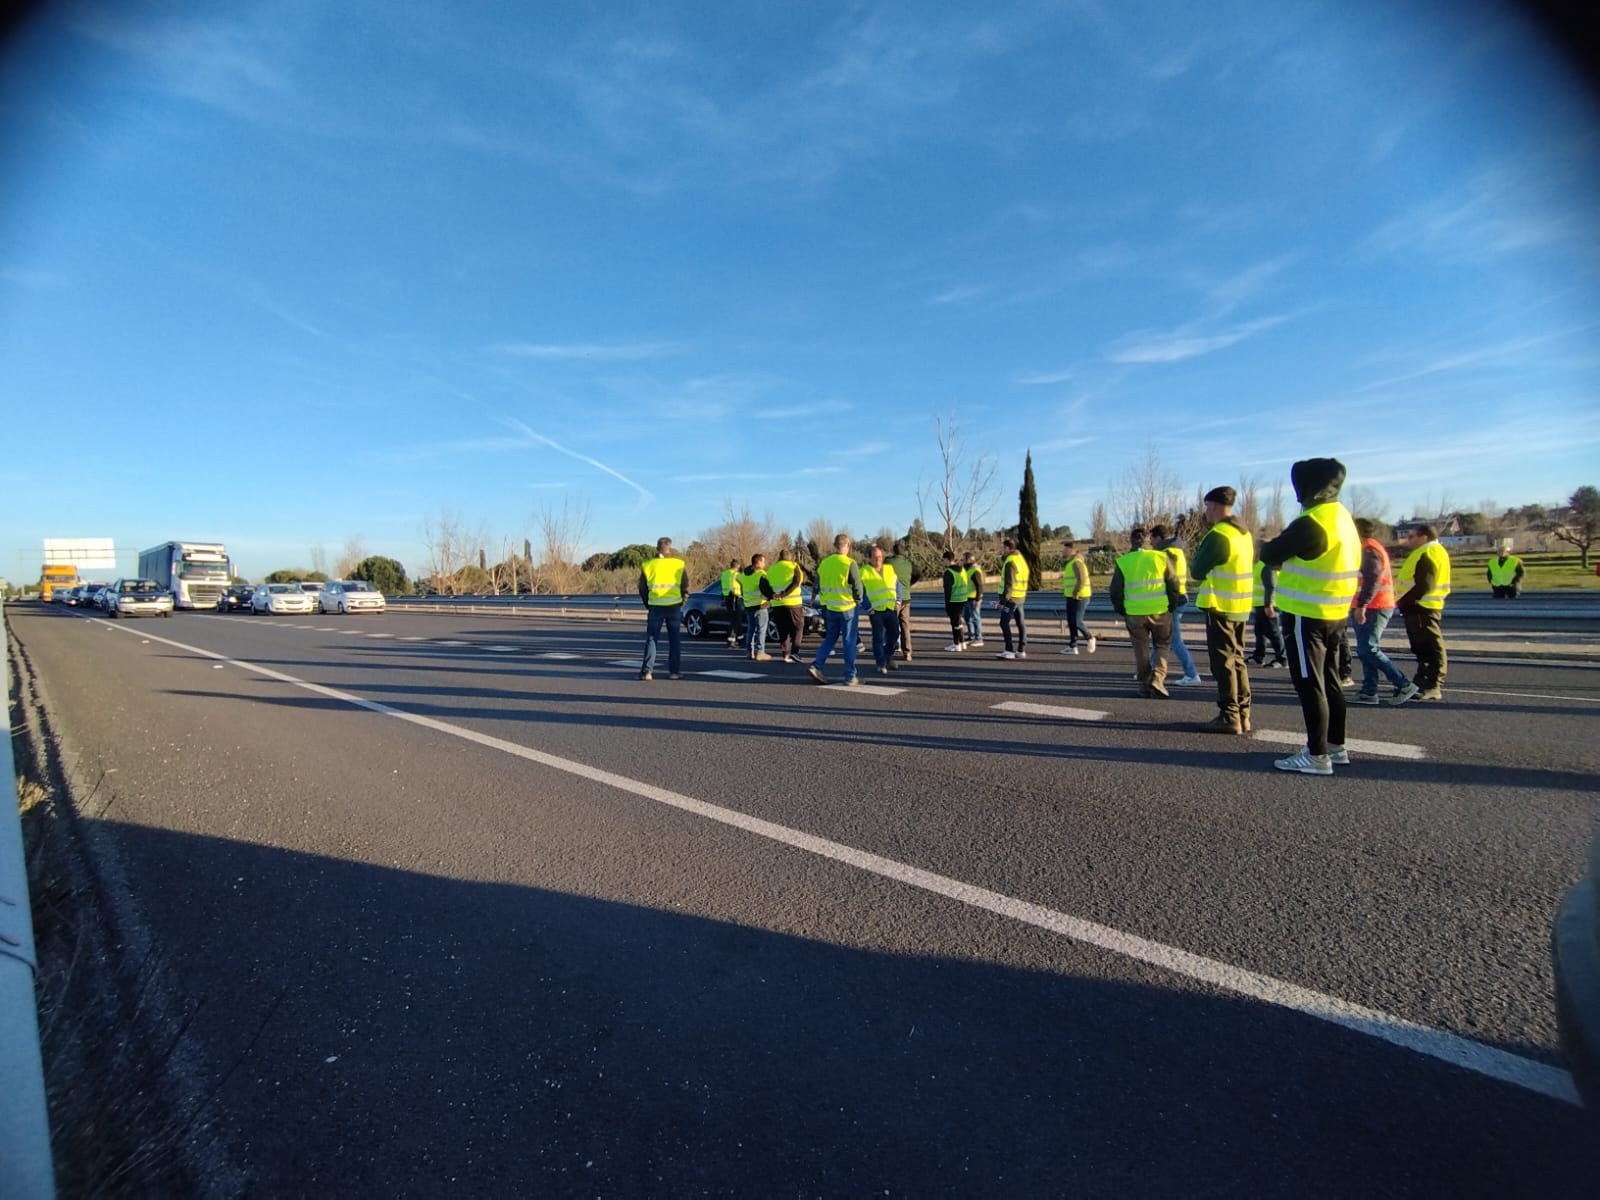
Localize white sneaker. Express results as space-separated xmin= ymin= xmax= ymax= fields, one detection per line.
xmin=1086 ymin=635 xmax=1097 ymax=654
xmin=944 ymin=642 xmax=966 ymax=652
xmin=1300 ymin=743 xmax=1350 ymax=765
xmin=1174 ymin=675 xmax=1203 ymax=686
xmin=996 ymin=651 xmax=1016 ymax=660
xmin=1061 ymin=646 xmax=1079 ymax=655
xmin=1274 ymin=750 xmax=1333 ymax=775
xmin=971 ymin=639 xmax=985 ymax=647
xmin=1016 ymin=650 xmax=1027 ymax=660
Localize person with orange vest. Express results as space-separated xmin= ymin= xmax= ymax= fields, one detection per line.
xmin=1259 ymin=458 xmax=1360 ymax=775
xmin=1349 ymin=517 xmax=1416 ymax=706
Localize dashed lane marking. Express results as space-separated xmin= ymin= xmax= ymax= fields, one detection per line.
xmin=608 ymin=659 xmax=641 ymax=668
xmin=701 ymin=670 xmax=763 ymax=680
xmin=1251 ymin=729 xmax=1427 ymax=760
xmin=539 ymin=652 xmax=582 ymax=660
xmin=992 ymin=701 xmax=1110 ymax=721
xmin=366 ymin=632 xmax=394 ymax=639
xmin=437 ymin=640 xmax=469 ymax=646
xmin=824 ymin=683 xmax=906 ymax=695
xmin=485 ymin=645 xmax=519 ymax=652
xmin=398 ymin=636 xmax=428 ymax=641
xmin=1449 ymin=687 xmax=1600 ymax=704
xmin=93 ymin=615 xmax=1583 ymax=1110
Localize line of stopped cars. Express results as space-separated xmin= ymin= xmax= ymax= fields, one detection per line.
xmin=58 ymin=578 xmax=176 ymax=618
xmin=218 ymin=579 xmax=387 ymax=615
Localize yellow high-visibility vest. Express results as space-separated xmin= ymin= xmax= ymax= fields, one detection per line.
xmin=1275 ymin=503 xmax=1360 ymax=620
xmin=642 ymin=556 xmax=686 ymax=606
xmin=948 ymin=566 xmax=973 ymax=603
xmin=1116 ymin=548 xmax=1169 ymax=615
xmin=816 ymin=555 xmax=857 ymax=612
xmin=1002 ymin=553 xmax=1030 ymax=600
xmin=1062 ymin=558 xmax=1090 ymax=599
xmin=720 ymin=568 xmax=737 ymax=597
xmin=738 ymin=568 xmax=767 ymax=607
xmin=1487 ymin=556 xmax=1521 ymax=586
xmin=1194 ymin=523 xmax=1254 ymax=616
xmin=766 ymin=560 xmax=803 ymax=606
xmin=1252 ymin=560 xmax=1266 ymax=607
xmin=1398 ymin=542 xmax=1453 ymax=610
xmin=861 ymin=563 xmax=899 ymax=612
xmin=1163 ymin=544 xmax=1189 ymax=589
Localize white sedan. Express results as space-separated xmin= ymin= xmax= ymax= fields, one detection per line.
xmin=251 ymin=583 xmax=315 ymax=615
xmin=319 ymin=580 xmax=387 ymax=615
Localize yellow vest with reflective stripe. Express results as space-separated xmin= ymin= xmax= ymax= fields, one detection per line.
xmin=1487 ymin=556 xmax=1521 ymax=586
xmin=738 ymin=568 xmax=766 ymax=607
xmin=1252 ymin=560 xmax=1266 ymax=607
xmin=947 ymin=566 xmax=973 ymax=603
xmin=1062 ymin=558 xmax=1090 ymax=599
xmin=766 ymin=560 xmax=803 ymax=606
xmin=1162 ymin=544 xmax=1188 ymax=591
xmin=1398 ymin=542 xmax=1452 ymax=610
xmin=642 ymin=556 xmax=685 ymax=606
xmin=1116 ymin=548 xmax=1169 ymax=615
xmin=1195 ymin=523 xmax=1254 ymax=616
xmin=861 ymin=563 xmax=898 ymax=612
xmin=1003 ymin=553 xmax=1030 ymax=600
xmin=1275 ymin=503 xmax=1360 ymax=619
xmin=816 ymin=555 xmax=856 ymax=612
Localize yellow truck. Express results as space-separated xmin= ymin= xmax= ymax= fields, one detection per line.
xmin=40 ymin=563 xmax=80 ymax=602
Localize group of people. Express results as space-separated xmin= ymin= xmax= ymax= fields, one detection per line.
xmin=634 ymin=458 xmax=1455 ymax=775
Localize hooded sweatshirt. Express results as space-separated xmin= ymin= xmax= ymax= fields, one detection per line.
xmin=1260 ymin=458 xmax=1347 ymax=570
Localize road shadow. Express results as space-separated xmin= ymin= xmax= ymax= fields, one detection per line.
xmin=76 ymin=820 xmax=1594 ymax=1197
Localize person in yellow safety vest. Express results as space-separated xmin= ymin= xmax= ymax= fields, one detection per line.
xmin=1259 ymin=458 xmax=1360 ymax=775
xmin=808 ymin=533 xmax=865 ymax=686
xmin=720 ymin=559 xmax=742 ymax=646
xmin=861 ymin=544 xmax=902 ymax=675
xmin=637 ymin=536 xmax=688 ymax=681
xmin=738 ymin=554 xmax=772 ymax=661
xmin=941 ymin=548 xmax=971 ymax=650
xmin=886 ymin=540 xmax=916 ymax=662
xmin=1057 ymin=540 xmax=1096 ymax=655
xmin=995 ymin=536 xmax=1031 ymax=660
xmin=961 ymin=551 xmax=986 ymax=646
xmin=1110 ymin=526 xmax=1182 ymax=697
xmin=1151 ymin=524 xmax=1201 ymax=686
xmin=764 ymin=547 xmax=807 ymax=663
xmin=1188 ymin=486 xmax=1255 ymax=734
xmin=1486 ymin=547 xmax=1524 ymax=599
xmin=1394 ymin=523 xmax=1453 ymax=702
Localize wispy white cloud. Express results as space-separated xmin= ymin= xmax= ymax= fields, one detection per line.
xmin=1353 ymin=324 xmax=1599 ymax=393
xmin=501 ymin=417 xmax=655 ymax=508
xmin=1012 ymin=368 xmax=1075 ymax=385
xmin=1105 ymin=314 xmax=1292 ymax=364
xmin=671 ymin=467 xmax=844 ymax=483
xmin=498 ymin=340 xmax=686 ymax=361
xmin=1031 ymin=436 xmax=1096 ymax=453
xmin=754 ymin=397 xmax=852 ymax=420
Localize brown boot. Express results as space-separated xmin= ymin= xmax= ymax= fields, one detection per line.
xmin=1198 ymin=713 xmax=1242 ymax=734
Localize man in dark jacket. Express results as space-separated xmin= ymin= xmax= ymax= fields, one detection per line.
xmin=1259 ymin=459 xmax=1359 ymax=775
xmin=1189 ymin=486 xmax=1254 ymax=734
xmin=886 ymin=541 xmax=916 ymax=661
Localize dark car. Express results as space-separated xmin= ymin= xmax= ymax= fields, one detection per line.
xmin=217 ymin=583 xmax=255 ymax=613
xmin=1554 ymin=822 xmax=1600 ymax=1119
xmin=680 ymin=581 xmax=822 ymax=640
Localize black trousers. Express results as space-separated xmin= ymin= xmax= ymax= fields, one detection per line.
xmin=944 ymin=601 xmax=967 ymax=644
xmin=1251 ymin=606 xmax=1285 ymax=663
xmin=1402 ymin=606 xmax=1447 ymax=689
xmin=1280 ymin=612 xmax=1347 ymax=756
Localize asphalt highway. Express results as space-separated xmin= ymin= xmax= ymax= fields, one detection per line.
xmin=9 ymin=603 xmax=1598 ymax=1195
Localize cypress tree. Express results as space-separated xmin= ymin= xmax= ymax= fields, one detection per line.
xmin=1016 ymin=451 xmax=1043 ymax=590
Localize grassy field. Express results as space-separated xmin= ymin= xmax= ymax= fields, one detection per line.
xmin=1449 ymin=549 xmax=1599 ymax=590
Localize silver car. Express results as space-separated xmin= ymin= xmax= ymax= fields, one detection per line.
xmin=104 ymin=578 xmax=174 ymax=619
xmin=251 ymin=583 xmax=316 ymax=615
xmin=319 ymin=580 xmax=387 ymax=615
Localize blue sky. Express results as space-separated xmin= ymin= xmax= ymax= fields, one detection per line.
xmin=3 ymin=0 xmax=1598 ymax=582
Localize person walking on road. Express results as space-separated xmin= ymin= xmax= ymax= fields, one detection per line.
xmin=962 ymin=551 xmax=985 ymax=646
xmin=1393 ymin=523 xmax=1452 ymax=702
xmin=861 ymin=544 xmax=902 ymax=675
xmin=996 ymin=537 xmax=1030 ymax=660
xmin=1348 ymin=517 xmax=1416 ymax=706
xmin=638 ymin=537 xmax=688 ymax=681
xmin=766 ymin=547 xmax=807 ymax=663
xmin=1058 ymin=540 xmax=1096 ymax=655
xmin=1110 ymin=527 xmax=1181 ymax=697
xmin=809 ymin=534 xmax=864 ymax=686
xmin=738 ymin=554 xmax=772 ymax=661
xmin=1250 ymin=556 xmax=1288 ymax=668
xmin=1260 ymin=459 xmax=1360 ymax=775
xmin=1487 ymin=545 xmax=1525 ymax=599
xmin=720 ymin=559 xmax=741 ymax=647
xmin=1152 ymin=524 xmax=1201 ymax=686
xmin=1189 ymin=487 xmax=1254 ymax=734
xmin=941 ymin=549 xmax=971 ymax=651
xmin=886 ymin=540 xmax=916 ymax=662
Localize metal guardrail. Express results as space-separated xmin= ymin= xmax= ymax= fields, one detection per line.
xmin=0 ymin=598 xmax=57 ymax=1197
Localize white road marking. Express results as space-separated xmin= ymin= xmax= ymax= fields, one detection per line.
xmin=609 ymin=659 xmax=641 ymax=668
xmin=993 ymin=701 xmax=1109 ymax=721
xmin=825 ymin=684 xmax=906 ymax=695
xmin=539 ymin=652 xmax=582 ymax=660
xmin=1251 ymin=729 xmax=1426 ymax=760
xmin=437 ymin=640 xmax=469 ymax=646
xmin=701 ymin=670 xmax=763 ymax=680
xmin=485 ymin=645 xmax=519 ymax=652
xmin=94 ymin=617 xmax=1582 ymax=1110
xmin=366 ymin=632 xmax=394 ymax=639
xmin=398 ymin=636 xmax=428 ymax=642
xmin=1450 ymin=687 xmax=1600 ymax=704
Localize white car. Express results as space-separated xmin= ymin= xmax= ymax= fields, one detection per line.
xmin=251 ymin=583 xmax=315 ymax=615
xmin=298 ymin=580 xmax=327 ymax=607
xmin=319 ymin=580 xmax=387 ymax=614
xmin=104 ymin=578 xmax=174 ymax=619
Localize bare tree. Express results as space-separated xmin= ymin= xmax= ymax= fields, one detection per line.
xmin=1089 ymin=501 xmax=1110 ymax=546
xmin=1236 ymin=473 xmax=1263 ymax=534
xmin=1108 ymin=444 xmax=1187 ymax=531
xmin=1342 ymin=485 xmax=1389 ymax=522
xmin=420 ymin=509 xmax=471 ymax=594
xmin=309 ymin=543 xmax=329 ymax=577
xmin=534 ymin=497 xmax=592 ymax=593
xmin=927 ymin=408 xmax=998 ymax=551
xmin=698 ymin=500 xmax=783 ymax=567
xmin=336 ymin=535 xmax=368 ymax=580
xmin=1265 ymin=479 xmax=1286 ymax=539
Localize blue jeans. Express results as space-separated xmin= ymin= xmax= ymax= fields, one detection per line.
xmin=743 ymin=604 xmax=770 ymax=653
xmin=1064 ymin=595 xmax=1091 ymax=647
xmin=1000 ymin=601 xmax=1026 ymax=651
xmin=1354 ymin=607 xmax=1408 ymax=694
xmin=1170 ymin=605 xmax=1197 ymax=677
xmin=963 ymin=599 xmax=981 ymax=641
xmin=813 ymin=608 xmax=859 ymax=680
xmin=642 ymin=605 xmax=682 ymax=675
xmin=869 ymin=608 xmax=897 ymax=668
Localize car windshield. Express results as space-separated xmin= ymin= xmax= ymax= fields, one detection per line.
xmin=267 ymin=584 xmax=296 ymax=594
xmin=341 ymin=582 xmax=371 ymax=592
xmin=121 ymin=581 xmax=159 ymax=594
